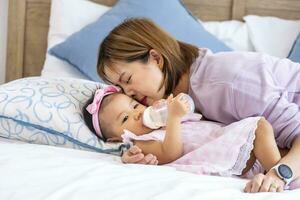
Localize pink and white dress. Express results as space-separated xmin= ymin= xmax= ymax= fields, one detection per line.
xmin=122 ymin=113 xmax=262 ymax=177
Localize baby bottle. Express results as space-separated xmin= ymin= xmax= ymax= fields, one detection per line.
xmin=142 ymin=94 xmax=195 ymax=129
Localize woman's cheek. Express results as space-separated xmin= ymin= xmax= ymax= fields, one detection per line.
xmin=146 ymin=98 xmax=154 ymax=106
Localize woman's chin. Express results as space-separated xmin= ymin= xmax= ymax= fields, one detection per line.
xmin=145 ymin=98 xmax=154 ymax=106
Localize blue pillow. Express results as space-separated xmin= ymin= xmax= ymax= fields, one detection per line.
xmin=0 ymin=77 xmax=128 ymax=155
xmin=49 ymin=0 xmax=231 ymax=82
xmin=288 ymin=32 xmax=300 ymax=63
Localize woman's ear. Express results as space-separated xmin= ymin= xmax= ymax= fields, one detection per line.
xmin=149 ymin=49 xmax=164 ymax=69
xmin=106 ymin=137 xmax=122 ymax=143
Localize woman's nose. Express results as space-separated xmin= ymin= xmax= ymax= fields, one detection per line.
xmin=122 ymin=85 xmax=135 ymax=97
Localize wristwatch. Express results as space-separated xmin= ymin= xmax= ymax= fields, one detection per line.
xmin=271 ymin=164 xmax=293 ymax=186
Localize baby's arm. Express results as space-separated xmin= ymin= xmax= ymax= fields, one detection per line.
xmin=252 ymin=117 xmax=282 ymax=171
xmin=134 ymin=94 xmax=190 ymax=165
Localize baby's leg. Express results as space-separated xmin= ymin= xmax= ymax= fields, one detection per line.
xmin=279 ymin=148 xmax=289 ymax=157
xmin=242 ymin=147 xmax=289 ymax=175
xmin=244 ymin=118 xmax=281 ymax=174
xmin=242 ymin=118 xmax=286 ymax=193
xmin=242 ymin=151 xmax=256 ymax=175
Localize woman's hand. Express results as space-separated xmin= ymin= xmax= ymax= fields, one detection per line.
xmin=121 ymin=145 xmax=159 ymax=165
xmin=244 ymin=172 xmax=285 ymax=193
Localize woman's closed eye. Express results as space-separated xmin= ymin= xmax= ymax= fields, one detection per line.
xmin=126 ymin=75 xmax=132 ymax=84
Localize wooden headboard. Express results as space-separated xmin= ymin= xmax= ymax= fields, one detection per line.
xmin=5 ymin=0 xmax=300 ymax=82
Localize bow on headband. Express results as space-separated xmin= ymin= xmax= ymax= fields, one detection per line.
xmin=86 ymin=85 xmax=120 ymax=138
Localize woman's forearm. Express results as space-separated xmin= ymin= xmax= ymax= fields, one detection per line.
xmin=276 ymin=136 xmax=300 ymax=179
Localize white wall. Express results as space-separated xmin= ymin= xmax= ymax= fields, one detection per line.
xmin=0 ymin=0 xmax=9 ymax=84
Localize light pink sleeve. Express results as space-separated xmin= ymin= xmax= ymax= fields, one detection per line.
xmin=233 ymin=55 xmax=300 ymax=148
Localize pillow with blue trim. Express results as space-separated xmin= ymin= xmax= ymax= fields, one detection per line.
xmin=0 ymin=77 xmax=127 ymax=155
xmin=49 ymin=0 xmax=231 ymax=82
xmin=288 ymin=32 xmax=300 ymax=63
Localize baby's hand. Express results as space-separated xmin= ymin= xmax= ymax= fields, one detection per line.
xmin=167 ymin=93 xmax=190 ymax=119
xmin=122 ymin=145 xmax=158 ymax=165
xmin=152 ymin=99 xmax=167 ymax=109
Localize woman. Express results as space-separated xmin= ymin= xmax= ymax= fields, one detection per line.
xmin=97 ymin=18 xmax=300 ymax=192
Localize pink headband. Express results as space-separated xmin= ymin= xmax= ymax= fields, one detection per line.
xmin=86 ymin=85 xmax=121 ymax=138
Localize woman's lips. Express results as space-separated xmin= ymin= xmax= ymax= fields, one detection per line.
xmin=140 ymin=96 xmax=147 ymax=105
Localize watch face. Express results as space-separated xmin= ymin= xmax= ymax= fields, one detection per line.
xmin=278 ymin=164 xmax=293 ymax=179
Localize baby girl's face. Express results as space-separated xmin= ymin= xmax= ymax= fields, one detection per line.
xmin=100 ymin=93 xmax=153 ymax=139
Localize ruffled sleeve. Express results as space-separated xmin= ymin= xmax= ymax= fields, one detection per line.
xmin=121 ymin=129 xmax=165 ymax=146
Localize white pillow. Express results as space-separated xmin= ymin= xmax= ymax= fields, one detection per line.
xmin=42 ymin=0 xmax=111 ymax=79
xmin=0 ymin=77 xmax=126 ymax=154
xmin=244 ymin=15 xmax=300 ymax=58
xmin=201 ymin=20 xmax=254 ymax=52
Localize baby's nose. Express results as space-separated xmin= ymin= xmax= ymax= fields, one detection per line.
xmin=133 ymin=111 xmax=142 ymax=121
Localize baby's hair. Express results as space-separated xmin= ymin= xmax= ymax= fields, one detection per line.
xmin=97 ymin=18 xmax=199 ymax=96
xmin=82 ymin=94 xmax=97 ymax=136
xmin=82 ymin=90 xmax=118 ymax=141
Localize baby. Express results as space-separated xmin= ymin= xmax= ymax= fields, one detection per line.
xmin=83 ymin=85 xmax=289 ymax=192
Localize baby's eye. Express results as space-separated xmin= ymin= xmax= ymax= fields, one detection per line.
xmin=122 ymin=115 xmax=128 ymax=123
xmin=134 ymin=103 xmax=139 ymax=109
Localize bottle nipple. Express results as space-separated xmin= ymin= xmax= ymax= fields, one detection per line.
xmin=142 ymin=107 xmax=160 ymax=129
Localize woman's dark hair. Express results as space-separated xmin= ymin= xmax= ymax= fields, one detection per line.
xmin=97 ymin=18 xmax=199 ymax=96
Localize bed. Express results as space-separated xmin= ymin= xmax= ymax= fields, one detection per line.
xmin=2 ymin=0 xmax=300 ymax=199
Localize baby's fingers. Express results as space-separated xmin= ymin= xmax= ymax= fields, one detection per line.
xmin=153 ymin=99 xmax=166 ymax=107
xmin=129 ymin=145 xmax=142 ymax=155
xmin=122 ymin=152 xmax=144 ymax=164
xmin=167 ymin=94 xmax=173 ymax=103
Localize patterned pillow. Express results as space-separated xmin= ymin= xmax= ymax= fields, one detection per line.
xmin=0 ymin=77 xmax=127 ymax=155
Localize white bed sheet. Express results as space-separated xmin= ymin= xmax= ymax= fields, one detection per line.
xmin=0 ymin=137 xmax=299 ymax=200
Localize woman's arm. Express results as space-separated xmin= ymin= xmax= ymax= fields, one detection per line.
xmin=269 ymin=136 xmax=300 ymax=182
xmin=238 ymin=96 xmax=300 ymax=189
xmin=234 ymin=57 xmax=300 ymax=192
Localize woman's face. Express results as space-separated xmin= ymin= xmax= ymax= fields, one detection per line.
xmin=103 ymin=51 xmax=166 ymax=106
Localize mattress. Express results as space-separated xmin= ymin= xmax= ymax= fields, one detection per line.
xmin=1 ymin=137 xmax=299 ymax=199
